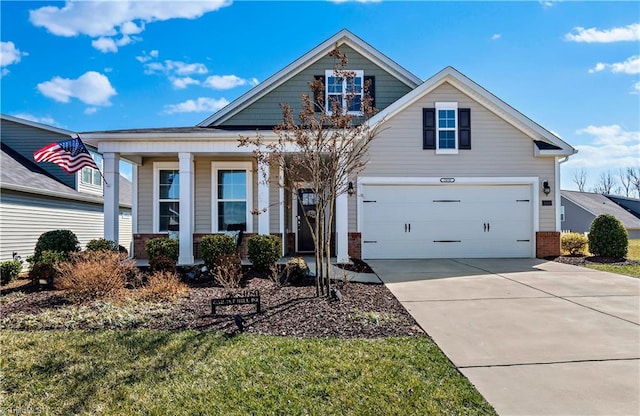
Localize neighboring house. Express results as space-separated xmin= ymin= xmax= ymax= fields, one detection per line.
xmin=606 ymin=194 xmax=640 ymax=219
xmin=81 ymin=30 xmax=576 ymax=264
xmin=0 ymin=114 xmax=133 ymax=262
xmin=561 ymin=190 xmax=640 ymax=239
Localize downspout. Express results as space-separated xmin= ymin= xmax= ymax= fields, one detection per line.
xmin=556 ymin=156 xmax=570 ymax=232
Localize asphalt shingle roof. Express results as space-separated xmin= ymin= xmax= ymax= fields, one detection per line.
xmin=561 ymin=190 xmax=640 ymax=231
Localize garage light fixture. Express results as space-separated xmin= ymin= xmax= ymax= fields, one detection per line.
xmin=542 ymin=180 xmax=551 ymax=196
xmin=348 ymin=181 xmax=355 ymax=196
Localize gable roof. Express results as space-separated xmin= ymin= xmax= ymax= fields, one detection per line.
xmin=198 ymin=29 xmax=422 ymax=127
xmin=606 ymin=194 xmax=640 ymax=219
xmin=368 ymin=66 xmax=577 ymax=157
xmin=561 ymin=190 xmax=639 ymax=230
xmin=0 ymin=114 xmax=76 ymax=137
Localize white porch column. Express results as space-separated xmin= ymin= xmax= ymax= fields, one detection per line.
xmin=257 ymin=160 xmax=270 ymax=235
xmin=178 ymin=152 xmax=194 ymax=265
xmin=336 ymin=186 xmax=349 ymax=263
xmin=279 ymin=165 xmax=285 ymax=255
xmin=103 ymin=153 xmax=120 ymax=243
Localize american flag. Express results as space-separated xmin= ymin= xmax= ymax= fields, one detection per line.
xmin=33 ymin=137 xmax=99 ymax=174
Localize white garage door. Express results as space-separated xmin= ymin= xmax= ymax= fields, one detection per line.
xmin=361 ymin=184 xmax=533 ymax=259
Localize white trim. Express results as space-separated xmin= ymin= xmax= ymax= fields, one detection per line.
xmin=197 ymin=29 xmax=421 ymax=127
xmin=367 ymin=67 xmax=576 ymax=157
xmin=357 ymin=176 xmax=539 ymax=258
xmin=279 ymin=166 xmax=285 ymax=256
xmin=292 ymin=190 xmax=299 ymax=253
xmin=336 ymin=190 xmax=349 ymax=263
xmin=211 ymin=161 xmax=253 ymax=233
xmin=152 ymin=162 xmax=179 ymax=234
xmin=131 ymin=164 xmax=138 ymax=234
xmin=257 ymin=160 xmax=270 ymax=235
xmin=435 ymin=101 xmax=459 ymax=154
xmin=178 ymin=153 xmax=194 ymax=265
xmin=103 ymin=153 xmax=120 ymax=243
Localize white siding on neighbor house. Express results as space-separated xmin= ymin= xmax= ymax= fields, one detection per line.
xmin=77 ymin=172 xmax=103 ymax=196
xmin=351 ymin=82 xmax=557 ymax=232
xmin=138 ymin=157 xmax=259 ymax=234
xmin=0 ymin=191 xmax=103 ymax=262
xmin=119 ymin=209 xmax=133 ymax=253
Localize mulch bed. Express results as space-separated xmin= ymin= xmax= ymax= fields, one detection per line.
xmin=0 ymin=271 xmax=423 ymax=339
xmin=548 ymin=255 xmax=640 ymax=267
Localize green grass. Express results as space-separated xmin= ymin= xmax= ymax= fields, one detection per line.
xmin=0 ymin=330 xmax=495 ymax=415
xmin=585 ymin=239 xmax=640 ymax=278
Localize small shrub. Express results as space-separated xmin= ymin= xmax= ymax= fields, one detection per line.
xmin=86 ymin=238 xmax=119 ymax=252
xmin=213 ymin=254 xmax=243 ymax=288
xmin=200 ymin=234 xmax=237 ymax=270
xmin=28 ymin=250 xmax=68 ymax=285
xmin=247 ymin=235 xmax=282 ymax=273
xmin=561 ymin=233 xmax=588 ymax=256
xmin=30 ymin=229 xmax=79 ymax=264
xmin=588 ymin=214 xmax=628 ymax=258
xmin=138 ymin=271 xmax=188 ymax=302
xmin=145 ymin=238 xmax=179 ymax=262
xmin=285 ymin=257 xmax=309 ymax=284
xmin=1 ymin=260 xmax=23 ymax=285
xmin=55 ymin=251 xmax=138 ymax=301
xmin=149 ymin=255 xmax=177 ymax=273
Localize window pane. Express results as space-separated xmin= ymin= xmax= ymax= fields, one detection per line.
xmin=218 ymin=201 xmax=246 ymax=231
xmin=439 ymin=130 xmax=456 ymax=149
xmin=328 ymin=95 xmax=343 ymax=113
xmin=438 ymin=109 xmax=456 ymax=128
xmin=218 ymin=170 xmax=246 ymax=199
xmin=346 ymin=77 xmax=362 ymax=93
xmin=159 ymin=202 xmax=180 ymax=232
xmin=92 ymin=169 xmax=101 ymax=185
xmin=159 ymin=170 xmax=180 ymax=199
xmin=327 ymin=76 xmax=342 ymax=93
xmin=82 ymin=168 xmax=92 ymax=183
xmin=348 ymin=95 xmax=362 ymax=112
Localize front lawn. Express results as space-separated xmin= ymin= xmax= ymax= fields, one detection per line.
xmin=0 ymin=330 xmax=496 ymax=415
xmin=584 ymin=239 xmax=640 ymax=278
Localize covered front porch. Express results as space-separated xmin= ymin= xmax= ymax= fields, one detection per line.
xmin=88 ymin=131 xmax=352 ymax=265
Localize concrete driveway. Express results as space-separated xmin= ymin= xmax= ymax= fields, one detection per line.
xmin=369 ymin=258 xmax=640 ymax=416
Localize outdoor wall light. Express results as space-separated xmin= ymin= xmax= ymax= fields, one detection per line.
xmin=542 ymin=180 xmax=551 ymax=196
xmin=347 ymin=181 xmax=355 ymax=196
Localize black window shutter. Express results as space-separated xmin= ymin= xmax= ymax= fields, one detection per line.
xmin=423 ymin=108 xmax=436 ymax=149
xmin=312 ymin=75 xmax=324 ymax=113
xmin=364 ymin=75 xmax=375 ymax=109
xmin=458 ymin=108 xmax=471 ymax=149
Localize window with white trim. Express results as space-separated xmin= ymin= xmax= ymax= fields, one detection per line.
xmin=436 ymin=102 xmax=458 ymax=154
xmin=80 ymin=151 xmax=103 ymax=186
xmin=212 ymin=162 xmax=253 ymax=232
xmin=325 ymin=69 xmax=364 ymax=115
xmin=153 ymin=162 xmax=180 ymax=233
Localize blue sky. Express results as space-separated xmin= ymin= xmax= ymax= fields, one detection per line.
xmin=1 ymin=1 xmax=638 ymax=192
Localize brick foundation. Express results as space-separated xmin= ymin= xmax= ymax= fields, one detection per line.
xmin=536 ymin=231 xmax=560 ymax=258
xmin=132 ymin=234 xmax=166 ymax=259
xmin=348 ymin=232 xmax=362 ymax=259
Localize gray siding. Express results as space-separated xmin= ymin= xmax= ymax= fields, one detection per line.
xmin=353 ymin=82 xmax=557 ymax=232
xmin=0 ymin=190 xmax=103 ymax=262
xmin=138 ymin=157 xmax=258 ymax=234
xmin=219 ymin=45 xmax=413 ymax=127
xmin=561 ymin=197 xmax=595 ymax=234
xmin=1 ymin=119 xmax=77 ymax=189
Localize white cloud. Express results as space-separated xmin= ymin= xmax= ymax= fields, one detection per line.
xmin=565 ymin=23 xmax=640 ymax=43
xmin=144 ymin=60 xmax=208 ymax=75
xmin=37 ymin=71 xmax=117 ymax=106
xmin=633 ymin=82 xmax=640 ymax=94
xmin=588 ymin=55 xmax=640 ymax=74
xmin=136 ymin=50 xmax=158 ymax=63
xmin=539 ymin=0 xmax=561 ymax=8
xmin=171 ymin=77 xmax=200 ymax=89
xmin=564 ymin=125 xmax=640 ymax=170
xmin=0 ymin=41 xmax=28 ymax=76
xmin=164 ymin=97 xmax=229 ymax=114
xmin=204 ymin=74 xmax=259 ymax=90
xmin=11 ymin=113 xmax=59 ymax=126
xmin=84 ymin=107 xmax=98 ymax=115
xmin=92 ymin=35 xmax=135 ymax=53
xmin=491 ymin=34 xmax=501 ymax=40
xmin=29 ymin=0 xmax=232 ymax=52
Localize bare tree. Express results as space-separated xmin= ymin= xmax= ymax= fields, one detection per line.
xmin=618 ymin=167 xmax=633 ymax=197
xmin=592 ymin=170 xmax=618 ymax=195
xmin=572 ymin=168 xmax=588 ymax=192
xmin=628 ymin=167 xmax=640 ymax=198
xmin=240 ymin=45 xmax=380 ymax=297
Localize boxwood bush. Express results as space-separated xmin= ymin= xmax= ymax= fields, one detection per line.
xmin=30 ymin=229 xmax=79 ymax=264
xmin=247 ymin=235 xmax=282 ymax=273
xmin=199 ymin=234 xmax=237 ymax=271
xmin=561 ymin=232 xmax=588 ymax=256
xmin=1 ymin=260 xmax=23 ymax=285
xmin=145 ymin=238 xmax=179 ymax=262
xmin=588 ymin=214 xmax=628 ymax=258
xmin=86 ymin=238 xmax=119 ymax=252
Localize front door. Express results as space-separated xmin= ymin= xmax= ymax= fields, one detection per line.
xmin=297 ymin=189 xmax=317 ymax=252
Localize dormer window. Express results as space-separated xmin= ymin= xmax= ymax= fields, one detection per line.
xmin=80 ymin=151 xmax=103 ymax=186
xmin=325 ymin=69 xmax=364 ymax=115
